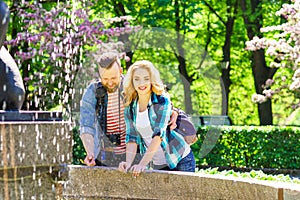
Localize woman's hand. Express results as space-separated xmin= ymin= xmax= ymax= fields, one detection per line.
xmin=130 ymin=164 xmax=146 ymax=178
xmin=168 ymin=109 xmax=179 ymax=130
xmin=119 ymin=142 xmax=138 ymax=173
xmin=119 ymin=161 xmax=130 ymax=172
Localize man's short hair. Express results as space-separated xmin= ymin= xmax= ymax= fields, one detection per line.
xmin=99 ymin=52 xmax=120 ymax=69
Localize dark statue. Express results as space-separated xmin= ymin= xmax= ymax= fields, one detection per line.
xmin=0 ymin=1 xmax=25 ymax=110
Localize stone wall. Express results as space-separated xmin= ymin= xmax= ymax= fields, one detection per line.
xmin=0 ymin=122 xmax=72 ymax=200
xmin=62 ymin=165 xmax=300 ymax=200
xmin=0 ymin=122 xmax=72 ymax=167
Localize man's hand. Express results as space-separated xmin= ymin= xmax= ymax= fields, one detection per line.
xmin=168 ymin=109 xmax=179 ymax=130
xmin=84 ymin=154 xmax=96 ymax=166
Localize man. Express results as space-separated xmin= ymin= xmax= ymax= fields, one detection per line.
xmin=80 ymin=52 xmax=178 ymax=167
xmin=0 ymin=1 xmax=25 ymax=110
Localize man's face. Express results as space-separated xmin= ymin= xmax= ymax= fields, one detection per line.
xmin=99 ymin=62 xmax=122 ymax=93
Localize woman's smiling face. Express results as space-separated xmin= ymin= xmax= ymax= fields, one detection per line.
xmin=133 ymin=68 xmax=151 ymax=96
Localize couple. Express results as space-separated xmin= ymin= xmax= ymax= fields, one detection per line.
xmin=80 ymin=52 xmax=195 ymax=177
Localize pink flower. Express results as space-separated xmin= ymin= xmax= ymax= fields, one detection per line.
xmin=23 ymin=77 xmax=31 ymax=82
xmin=124 ymin=56 xmax=131 ymax=62
xmin=263 ymin=89 xmax=275 ymax=98
xmin=251 ymin=94 xmax=268 ymax=104
xmin=290 ymin=79 xmax=300 ymax=90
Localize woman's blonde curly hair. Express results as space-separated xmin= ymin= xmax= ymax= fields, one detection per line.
xmin=123 ymin=60 xmax=165 ymax=107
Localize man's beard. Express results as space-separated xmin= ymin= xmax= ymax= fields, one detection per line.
xmin=103 ymin=84 xmax=119 ymax=93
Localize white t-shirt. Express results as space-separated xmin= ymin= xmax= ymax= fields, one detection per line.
xmin=135 ymin=104 xmax=167 ymax=165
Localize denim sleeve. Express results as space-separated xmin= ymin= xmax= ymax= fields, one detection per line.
xmin=80 ymin=82 xmax=97 ymax=137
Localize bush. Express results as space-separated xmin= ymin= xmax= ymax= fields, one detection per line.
xmin=73 ymin=125 xmax=300 ymax=169
xmin=191 ymin=126 xmax=300 ymax=169
xmin=196 ymin=167 xmax=300 ymax=184
xmin=72 ymin=126 xmax=86 ymax=165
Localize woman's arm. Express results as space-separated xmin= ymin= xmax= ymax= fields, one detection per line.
xmin=119 ymin=142 xmax=137 ymax=172
xmin=130 ymin=136 xmax=162 ymax=177
xmin=126 ymin=142 xmax=138 ymax=167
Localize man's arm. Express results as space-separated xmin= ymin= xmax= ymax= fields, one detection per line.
xmin=80 ymin=82 xmax=98 ymax=166
xmin=80 ymin=133 xmax=96 ymax=166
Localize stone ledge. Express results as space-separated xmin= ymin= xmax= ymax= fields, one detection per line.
xmin=62 ymin=165 xmax=300 ymax=200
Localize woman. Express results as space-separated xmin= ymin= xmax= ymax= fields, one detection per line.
xmin=118 ymin=60 xmax=195 ymax=177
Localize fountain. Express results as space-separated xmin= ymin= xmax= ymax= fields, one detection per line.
xmin=0 ymin=119 xmax=72 ymax=199
xmin=0 ymin=2 xmax=72 ymax=199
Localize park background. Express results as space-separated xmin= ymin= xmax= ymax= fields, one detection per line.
xmin=2 ymin=0 xmax=300 ymax=172
xmin=5 ymin=0 xmax=300 ymax=126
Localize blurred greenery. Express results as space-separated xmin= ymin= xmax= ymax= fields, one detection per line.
xmin=4 ymin=0 xmax=299 ymax=172
xmin=72 ymin=126 xmax=86 ymax=165
xmin=196 ymin=168 xmax=300 ymax=184
xmin=73 ymin=125 xmax=300 ymax=170
xmin=4 ymin=0 xmax=296 ymax=126
xmin=191 ymin=126 xmax=300 ymax=169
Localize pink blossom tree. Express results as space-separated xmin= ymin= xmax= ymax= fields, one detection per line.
xmin=246 ymin=0 xmax=300 ymax=110
xmin=6 ymin=1 xmax=141 ymax=112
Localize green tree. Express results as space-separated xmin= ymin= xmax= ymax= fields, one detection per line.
xmin=202 ymin=0 xmax=239 ymax=116
xmin=5 ymin=1 xmax=139 ymax=113
xmin=92 ymin=0 xmax=220 ymax=115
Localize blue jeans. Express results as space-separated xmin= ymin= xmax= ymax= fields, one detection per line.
xmin=175 ymin=150 xmax=196 ymax=172
xmin=154 ymin=150 xmax=196 ymax=172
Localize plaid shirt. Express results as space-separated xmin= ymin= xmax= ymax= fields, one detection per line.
xmin=124 ymin=93 xmax=189 ymax=169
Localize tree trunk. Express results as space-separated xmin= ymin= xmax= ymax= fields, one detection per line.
xmin=174 ymin=0 xmax=193 ymax=114
xmin=221 ymin=16 xmax=234 ymax=115
xmin=177 ymin=51 xmax=193 ymax=114
xmin=221 ymin=0 xmax=239 ymax=115
xmin=112 ymin=1 xmax=134 ymax=70
xmin=203 ymin=0 xmax=238 ymax=115
xmin=252 ymin=50 xmax=273 ymax=125
xmin=240 ymin=0 xmax=277 ymax=125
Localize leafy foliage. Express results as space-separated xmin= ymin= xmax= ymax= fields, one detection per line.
xmin=4 ymin=0 xmax=298 ymax=125
xmin=6 ymin=1 xmax=140 ymax=112
xmin=72 ymin=126 xmax=86 ymax=165
xmin=73 ymin=124 xmax=300 ymax=170
xmin=192 ymin=125 xmax=300 ymax=169
xmin=197 ymin=167 xmax=300 ymax=184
